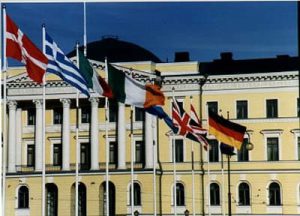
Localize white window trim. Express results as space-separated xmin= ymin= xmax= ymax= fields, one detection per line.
xmin=261 ymin=130 xmax=283 ymax=161
xmin=133 ymin=136 xmax=143 ymax=163
xmin=15 ymin=184 xmax=29 ymax=209
xmin=127 ymin=181 xmax=142 ymax=206
xmin=207 ymin=181 xmax=222 ymax=207
xmin=170 ymin=181 xmax=186 ymax=207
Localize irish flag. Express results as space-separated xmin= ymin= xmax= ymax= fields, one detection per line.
xmin=107 ymin=62 xmax=165 ymax=108
xmin=78 ymin=51 xmax=113 ymax=98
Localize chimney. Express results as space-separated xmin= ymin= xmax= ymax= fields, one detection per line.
xmin=174 ymin=52 xmax=190 ymax=62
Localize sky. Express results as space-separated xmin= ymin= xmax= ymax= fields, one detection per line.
xmin=2 ymin=1 xmax=298 ymax=64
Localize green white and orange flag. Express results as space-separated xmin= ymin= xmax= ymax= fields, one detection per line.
xmin=106 ymin=62 xmax=165 ymax=108
xmin=208 ymin=110 xmax=246 ymax=150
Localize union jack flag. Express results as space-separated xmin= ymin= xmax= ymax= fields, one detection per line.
xmin=172 ymin=99 xmax=209 ymax=149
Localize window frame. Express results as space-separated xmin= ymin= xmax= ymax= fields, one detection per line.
xmin=18 ymin=185 xmax=29 ymax=209
xmin=27 ymin=108 xmax=35 ymax=126
xmin=267 ymin=137 xmax=279 ymax=161
xmin=53 ymin=108 xmax=63 ymax=125
xmin=210 ymin=182 xmax=221 ymax=206
xmin=207 ymin=101 xmax=218 ymax=115
xmin=268 ymin=182 xmax=282 ymax=206
xmin=80 ymin=106 xmax=91 ymax=124
xmin=238 ymin=182 xmax=250 ymax=206
xmin=266 ymin=99 xmax=278 ymax=118
xmin=236 ymin=100 xmax=248 ymax=119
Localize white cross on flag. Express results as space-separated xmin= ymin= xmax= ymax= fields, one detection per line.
xmin=6 ymin=14 xmax=48 ymax=83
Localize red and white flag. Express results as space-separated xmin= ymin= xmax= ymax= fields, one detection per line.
xmin=6 ymin=15 xmax=48 ymax=83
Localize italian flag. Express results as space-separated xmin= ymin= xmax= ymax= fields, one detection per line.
xmin=107 ymin=62 xmax=165 ymax=108
xmin=78 ymin=51 xmax=113 ymax=98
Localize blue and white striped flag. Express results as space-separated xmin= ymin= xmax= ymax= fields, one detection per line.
xmin=45 ymin=33 xmax=90 ymax=96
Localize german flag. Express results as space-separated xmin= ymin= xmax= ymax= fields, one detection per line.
xmin=208 ymin=111 xmax=246 ymax=150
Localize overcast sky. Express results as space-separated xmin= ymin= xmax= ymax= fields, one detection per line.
xmin=2 ymin=1 xmax=298 ymax=64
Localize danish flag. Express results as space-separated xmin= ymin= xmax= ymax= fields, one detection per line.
xmin=6 ymin=14 xmax=48 ymax=83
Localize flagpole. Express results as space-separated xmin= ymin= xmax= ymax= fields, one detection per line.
xmin=221 ymin=143 xmax=226 ymax=216
xmin=2 ymin=6 xmax=7 ymax=216
xmin=171 ymin=88 xmax=177 ymax=216
xmin=130 ymin=106 xmax=135 ymax=216
xmin=104 ymin=58 xmax=110 ymax=216
xmin=41 ymin=24 xmax=46 ymax=216
xmin=152 ymin=116 xmax=157 ymax=216
xmin=75 ymin=43 xmax=80 ymax=216
xmin=206 ymin=103 xmax=211 ymax=216
xmin=83 ymin=0 xmax=87 ymax=57
xmin=190 ymin=96 xmax=195 ymax=216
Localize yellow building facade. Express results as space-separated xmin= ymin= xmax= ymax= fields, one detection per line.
xmin=3 ymin=56 xmax=299 ymax=216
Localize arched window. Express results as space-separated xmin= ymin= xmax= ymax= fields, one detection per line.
xmin=72 ymin=183 xmax=87 ymax=216
xmin=46 ymin=183 xmax=58 ymax=216
xmin=269 ymin=182 xmax=281 ymax=206
xmin=176 ymin=183 xmax=185 ymax=206
xmin=238 ymin=183 xmax=250 ymax=206
xmin=18 ymin=186 xmax=29 ymax=208
xmin=210 ymin=183 xmax=220 ymax=206
xmin=130 ymin=182 xmax=141 ymax=206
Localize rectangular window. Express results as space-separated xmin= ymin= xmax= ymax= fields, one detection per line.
xmin=27 ymin=144 xmax=35 ymax=167
xmin=267 ymin=137 xmax=279 ymax=161
xmin=207 ymin=101 xmax=218 ymax=114
xmin=266 ymin=99 xmax=278 ymax=118
xmin=236 ymin=100 xmax=248 ymax=119
xmin=238 ymin=138 xmax=249 ymax=162
xmin=109 ymin=141 xmax=118 ymax=164
xmin=135 ymin=140 xmax=144 ymax=163
xmin=209 ymin=140 xmax=219 ymax=162
xmin=27 ymin=109 xmax=35 ymax=125
xmin=80 ymin=143 xmax=90 ymax=170
xmin=81 ymin=107 xmax=90 ymax=123
xmin=174 ymin=139 xmax=184 ymax=163
xmin=135 ymin=107 xmax=145 ymax=122
xmin=53 ymin=108 xmax=63 ymax=124
xmin=109 ymin=101 xmax=117 ymax=122
xmin=53 ymin=144 xmax=62 ymax=166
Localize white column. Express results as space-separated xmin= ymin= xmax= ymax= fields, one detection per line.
xmin=15 ymin=108 xmax=22 ymax=168
xmin=33 ymin=99 xmax=43 ymax=171
xmin=117 ymin=102 xmax=126 ymax=169
xmin=8 ymin=100 xmax=17 ymax=173
xmin=60 ymin=98 xmax=71 ymax=171
xmin=145 ymin=112 xmax=153 ymax=168
xmin=90 ymin=97 xmax=99 ymax=170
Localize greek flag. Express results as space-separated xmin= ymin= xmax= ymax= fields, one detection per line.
xmin=45 ymin=33 xmax=90 ymax=96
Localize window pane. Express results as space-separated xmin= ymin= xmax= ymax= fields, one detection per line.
xmin=236 ymin=100 xmax=248 ymax=119
xmin=207 ymin=102 xmax=218 ymax=114
xmin=267 ymin=138 xmax=279 ymax=161
xmin=27 ymin=145 xmax=35 ymax=167
xmin=297 ymin=98 xmax=300 ymax=117
xmin=176 ymin=183 xmax=185 ymax=206
xmin=239 ymin=183 xmax=250 ymax=206
xmin=81 ymin=107 xmax=90 ymax=123
xmin=135 ymin=141 xmax=144 ymax=163
xmin=175 ymin=139 xmax=183 ymax=162
xmin=209 ymin=140 xmax=219 ymax=162
xmin=109 ymin=142 xmax=117 ymax=164
xmin=80 ymin=143 xmax=90 ymax=170
xmin=298 ymin=137 xmax=300 ymax=161
xmin=135 ymin=107 xmax=145 ymax=122
xmin=269 ymin=183 xmax=281 ymax=206
xmin=18 ymin=186 xmax=29 ymax=208
xmin=266 ymin=99 xmax=278 ymax=118
xmin=210 ymin=183 xmax=220 ymax=206
xmin=53 ymin=144 xmax=62 ymax=166
xmin=53 ymin=108 xmax=62 ymax=124
xmin=28 ymin=109 xmax=35 ymax=125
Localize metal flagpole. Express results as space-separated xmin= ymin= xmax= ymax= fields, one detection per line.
xmin=220 ymin=142 xmax=225 ymax=216
xmin=2 ymin=6 xmax=7 ymax=216
xmin=190 ymin=97 xmax=195 ymax=216
xmin=104 ymin=58 xmax=110 ymax=216
xmin=75 ymin=43 xmax=80 ymax=216
xmin=41 ymin=24 xmax=46 ymax=216
xmin=152 ymin=116 xmax=157 ymax=216
xmin=171 ymin=88 xmax=177 ymax=216
xmin=206 ymin=103 xmax=211 ymax=216
xmin=130 ymin=106 xmax=134 ymax=216
xmin=83 ymin=0 xmax=87 ymax=57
